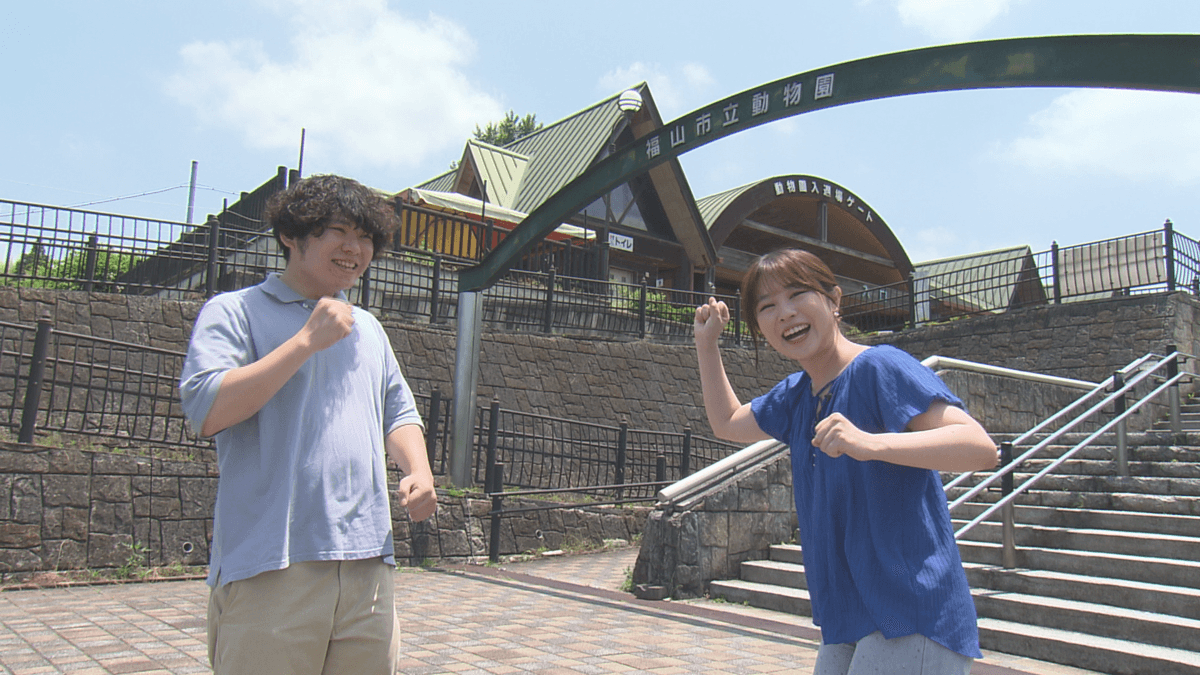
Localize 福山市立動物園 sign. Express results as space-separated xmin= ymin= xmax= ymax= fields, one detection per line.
xmin=457 ymin=33 xmax=1200 ymax=293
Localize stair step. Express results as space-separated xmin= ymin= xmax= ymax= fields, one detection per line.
xmin=709 ymin=576 xmax=1200 ymax=673
xmin=977 ymin=617 xmax=1200 ymax=675
xmin=972 ymin=587 xmax=1200 ymax=651
xmin=958 ymin=541 xmax=1200 ymax=590
xmin=950 ymin=504 xmax=1200 ymax=538
xmin=963 ymin=562 xmax=1200 ymax=620
xmin=741 ymin=559 xmax=808 ymax=589
xmin=708 ymin=578 xmax=812 ymax=616
xmin=952 ymin=520 xmax=1200 ymax=560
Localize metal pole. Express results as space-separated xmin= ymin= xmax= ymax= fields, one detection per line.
xmin=1000 ymin=442 xmax=1017 ymax=569
xmin=82 ymin=234 xmax=98 ymax=293
xmin=425 ymin=388 xmax=443 ymax=470
xmin=638 ymin=276 xmax=648 ymax=339
xmin=484 ymin=398 xmax=500 ymax=493
xmin=205 ymin=215 xmax=220 ymax=297
xmin=1113 ymin=371 xmax=1129 ymax=478
xmin=542 ymin=267 xmax=556 ymax=334
xmin=615 ymin=420 xmax=628 ymax=499
xmin=450 ymin=291 xmax=484 ymax=487
xmin=907 ymin=273 xmax=916 ymax=329
xmin=1167 ymin=344 xmax=1182 ymax=435
xmin=19 ymin=312 xmax=53 ymax=444
xmin=297 ymin=129 xmax=306 ymax=178
xmin=681 ymin=426 xmax=692 ymax=477
xmin=733 ymin=292 xmax=742 ymax=347
xmin=488 ymin=462 xmax=505 ymax=563
xmin=1165 ymin=219 xmax=1177 ymax=292
xmin=186 ymin=160 xmax=198 ymax=224
xmin=1051 ymin=241 xmax=1062 ymax=304
xmin=358 ymin=266 xmax=371 ymax=310
xmin=430 ymin=255 xmax=442 ymax=323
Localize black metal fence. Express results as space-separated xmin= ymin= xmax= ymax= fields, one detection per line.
xmin=840 ymin=221 xmax=1200 ymax=333
xmin=0 ymin=316 xmax=206 ymax=454
xmin=469 ymin=398 xmax=738 ymax=500
xmin=0 ymin=314 xmax=735 ymax=495
xmin=2 ymin=190 xmax=1194 ymax=341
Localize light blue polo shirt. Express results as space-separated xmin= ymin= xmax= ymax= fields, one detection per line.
xmin=179 ymin=274 xmax=422 ymax=587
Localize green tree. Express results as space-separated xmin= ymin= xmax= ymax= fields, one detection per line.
xmin=473 ymin=110 xmax=543 ymax=147
xmin=4 ymin=243 xmax=138 ymax=292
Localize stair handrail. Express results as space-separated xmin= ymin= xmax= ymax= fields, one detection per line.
xmin=656 ymin=438 xmax=787 ymax=511
xmin=951 ymin=350 xmax=1194 ymax=544
xmin=923 ymin=356 xmax=1098 ymax=493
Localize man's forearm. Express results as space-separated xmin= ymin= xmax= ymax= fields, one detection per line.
xmin=200 ymin=332 xmax=316 ymax=436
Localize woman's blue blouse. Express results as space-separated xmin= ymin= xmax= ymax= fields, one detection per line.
xmin=751 ymin=345 xmax=982 ymax=658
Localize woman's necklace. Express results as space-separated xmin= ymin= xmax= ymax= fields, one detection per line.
xmin=810 ymin=377 xmax=836 ymax=466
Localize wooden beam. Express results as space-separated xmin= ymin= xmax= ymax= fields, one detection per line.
xmin=740 ymin=218 xmax=896 ymax=268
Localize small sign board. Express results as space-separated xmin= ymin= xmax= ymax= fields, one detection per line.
xmin=609 ymin=232 xmax=634 ymax=252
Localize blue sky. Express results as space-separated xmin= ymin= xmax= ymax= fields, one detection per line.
xmin=3 ymin=0 xmax=1200 ymax=264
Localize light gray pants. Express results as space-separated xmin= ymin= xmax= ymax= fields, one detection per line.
xmin=814 ymin=631 xmax=973 ymax=675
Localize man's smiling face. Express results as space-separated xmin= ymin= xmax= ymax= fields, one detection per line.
xmin=280 ymin=218 xmax=375 ymax=300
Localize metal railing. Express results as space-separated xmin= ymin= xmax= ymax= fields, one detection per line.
xmin=946 ymin=347 xmax=1194 ymax=568
xmin=1 ymin=192 xmax=1195 ymax=342
xmin=474 ymin=397 xmax=739 ymax=496
xmin=841 ymin=221 xmax=1200 ymax=333
xmin=0 ymin=312 xmax=738 ymax=496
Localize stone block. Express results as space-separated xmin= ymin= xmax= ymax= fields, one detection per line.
xmin=160 ymin=519 xmax=209 ymax=566
xmin=91 ymin=475 xmax=131 ymax=502
xmin=43 ymin=474 xmax=89 ymax=508
xmin=0 ymin=448 xmax=50 ymax=473
xmin=698 ymin=511 xmax=728 ymax=548
xmin=41 ymin=538 xmax=87 ymax=570
xmin=88 ymin=532 xmax=133 ymax=569
xmin=46 ymin=448 xmax=90 ymax=474
xmin=89 ymin=501 xmax=133 ymax=535
xmin=180 ymin=477 xmax=217 ymax=518
xmin=11 ymin=475 xmax=42 ymax=524
xmin=738 ymin=484 xmax=772 ymax=512
xmin=0 ymin=547 xmax=43 ymax=572
xmin=0 ymin=522 xmax=40 ymax=548
xmin=93 ymin=453 xmax=146 ymax=475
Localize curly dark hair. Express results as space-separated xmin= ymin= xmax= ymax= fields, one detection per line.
xmin=265 ymin=174 xmax=396 ymax=261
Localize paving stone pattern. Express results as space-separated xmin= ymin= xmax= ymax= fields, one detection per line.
xmin=0 ymin=548 xmax=1105 ymax=675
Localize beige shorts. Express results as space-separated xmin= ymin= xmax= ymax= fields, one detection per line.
xmin=207 ymin=557 xmax=400 ymax=675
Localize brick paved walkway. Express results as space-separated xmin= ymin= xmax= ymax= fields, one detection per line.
xmin=0 ymin=548 xmax=1102 ymax=674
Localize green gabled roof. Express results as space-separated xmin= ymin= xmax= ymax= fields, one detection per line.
xmin=695 ymin=181 xmax=758 ymax=229
xmin=416 ymin=86 xmax=644 ymax=216
xmin=463 ymin=140 xmax=529 ymax=210
xmin=419 ymin=169 xmax=455 ymax=193
xmin=914 ymin=245 xmax=1038 ymax=312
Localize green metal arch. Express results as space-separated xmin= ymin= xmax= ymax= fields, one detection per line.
xmin=459 ymin=34 xmax=1200 ymax=292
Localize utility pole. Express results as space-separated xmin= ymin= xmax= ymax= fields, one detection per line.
xmin=186 ymin=160 xmax=198 ymax=224
xmin=298 ymin=128 xmax=306 ymax=178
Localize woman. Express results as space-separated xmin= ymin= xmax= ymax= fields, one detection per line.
xmin=694 ymin=249 xmax=997 ymax=675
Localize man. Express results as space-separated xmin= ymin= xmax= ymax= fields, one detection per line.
xmin=180 ymin=174 xmax=436 ymax=675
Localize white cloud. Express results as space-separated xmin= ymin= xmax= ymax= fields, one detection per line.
xmin=893 ymin=0 xmax=1013 ymax=41
xmin=596 ymin=62 xmax=716 ymax=119
xmin=1001 ymin=89 xmax=1200 ymax=185
xmin=904 ymin=225 xmax=964 ymax=264
xmin=165 ymin=1 xmax=503 ymax=170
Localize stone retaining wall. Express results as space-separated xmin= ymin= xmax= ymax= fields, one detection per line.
xmin=2 ymin=286 xmax=1197 ymax=576
xmin=0 ymin=440 xmax=648 ymax=577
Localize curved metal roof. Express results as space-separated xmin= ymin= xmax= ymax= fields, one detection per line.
xmin=697 ymin=174 xmax=914 ymax=287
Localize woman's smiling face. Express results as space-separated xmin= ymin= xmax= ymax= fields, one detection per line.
xmin=754 ymin=279 xmax=842 ymax=366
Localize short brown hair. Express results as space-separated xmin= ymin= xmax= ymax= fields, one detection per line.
xmin=265 ymin=175 xmax=396 ymax=261
xmin=740 ymin=248 xmax=840 ymax=341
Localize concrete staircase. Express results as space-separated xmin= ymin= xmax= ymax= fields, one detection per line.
xmin=709 ymin=432 xmax=1200 ymax=674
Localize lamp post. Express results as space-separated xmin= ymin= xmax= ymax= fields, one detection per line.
xmin=599 ymin=89 xmax=644 ymax=282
